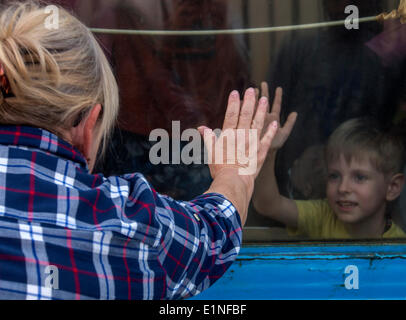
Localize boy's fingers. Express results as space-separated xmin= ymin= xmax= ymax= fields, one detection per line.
xmin=251 ymin=97 xmax=268 ymax=131
xmin=222 ymin=90 xmax=240 ymax=130
xmin=282 ymin=112 xmax=298 ymax=136
xmin=237 ymin=88 xmax=256 ymax=129
xmin=270 ymin=87 xmax=282 ymax=115
xmin=261 ymin=81 xmax=269 ymax=100
xmin=254 ymin=88 xmax=260 ymax=116
xmin=255 ymin=88 xmax=260 ymax=102
xmin=260 ymin=120 xmax=278 ymax=155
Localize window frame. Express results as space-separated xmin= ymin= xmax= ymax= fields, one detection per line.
xmin=192 ymin=239 xmax=406 ymax=299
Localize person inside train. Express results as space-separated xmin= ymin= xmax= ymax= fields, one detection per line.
xmin=253 ymin=87 xmax=406 ymax=239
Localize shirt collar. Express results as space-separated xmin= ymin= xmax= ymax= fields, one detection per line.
xmin=0 ymin=125 xmax=88 ymax=169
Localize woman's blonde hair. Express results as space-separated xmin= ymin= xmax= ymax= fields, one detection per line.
xmin=0 ymin=0 xmax=119 ymax=156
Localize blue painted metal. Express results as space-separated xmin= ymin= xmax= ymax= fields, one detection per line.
xmin=191 ymin=242 xmax=406 ymax=300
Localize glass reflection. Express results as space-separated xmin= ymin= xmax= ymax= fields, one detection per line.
xmin=42 ymin=0 xmax=406 ymax=239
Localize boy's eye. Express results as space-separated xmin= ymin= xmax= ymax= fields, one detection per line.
xmin=354 ymin=174 xmax=367 ymax=182
xmin=328 ymin=173 xmax=339 ymax=180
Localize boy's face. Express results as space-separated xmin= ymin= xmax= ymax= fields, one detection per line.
xmin=326 ymin=154 xmax=390 ymax=225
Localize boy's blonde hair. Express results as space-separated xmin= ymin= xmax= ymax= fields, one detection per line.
xmin=326 ymin=118 xmax=405 ymax=176
xmin=0 ymin=1 xmax=119 ymax=155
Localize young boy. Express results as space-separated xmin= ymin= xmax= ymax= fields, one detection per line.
xmin=253 ymin=87 xmax=406 ymax=239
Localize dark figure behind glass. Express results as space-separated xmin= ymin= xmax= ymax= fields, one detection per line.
xmin=246 ymin=0 xmax=406 ymax=227
xmin=268 ymin=0 xmax=406 ymax=200
xmin=73 ymin=0 xmax=250 ymax=200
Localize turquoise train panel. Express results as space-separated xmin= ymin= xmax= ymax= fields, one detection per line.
xmin=191 ymin=242 xmax=406 ymax=300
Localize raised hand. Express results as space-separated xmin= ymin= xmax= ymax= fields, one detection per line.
xmin=198 ymin=88 xmax=279 ymax=179
xmin=259 ymin=82 xmax=297 ymax=150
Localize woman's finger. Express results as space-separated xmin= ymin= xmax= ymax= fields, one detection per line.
xmin=222 ymin=90 xmax=241 ymax=130
xmin=198 ymin=126 xmax=216 ymax=164
xmin=237 ymin=88 xmax=256 ymax=129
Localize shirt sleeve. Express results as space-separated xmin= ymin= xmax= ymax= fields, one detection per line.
xmin=121 ymin=173 xmax=242 ymax=299
xmin=287 ymin=200 xmax=329 ymax=238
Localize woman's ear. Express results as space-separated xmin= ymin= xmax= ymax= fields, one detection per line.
xmin=69 ymin=104 xmax=102 ymax=164
xmin=386 ymin=173 xmax=405 ymax=201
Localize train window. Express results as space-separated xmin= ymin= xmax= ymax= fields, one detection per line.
xmin=56 ymin=0 xmax=406 ymax=243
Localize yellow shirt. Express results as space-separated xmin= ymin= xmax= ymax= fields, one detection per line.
xmin=287 ymin=199 xmax=406 ymax=239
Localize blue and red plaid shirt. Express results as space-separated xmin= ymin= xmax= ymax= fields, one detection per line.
xmin=0 ymin=125 xmax=242 ymax=300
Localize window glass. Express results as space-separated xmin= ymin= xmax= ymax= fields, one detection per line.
xmin=56 ymin=0 xmax=406 ymax=242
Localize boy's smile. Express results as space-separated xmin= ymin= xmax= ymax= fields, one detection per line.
xmin=336 ymin=200 xmax=358 ymax=212
xmin=326 ymin=154 xmax=389 ymax=230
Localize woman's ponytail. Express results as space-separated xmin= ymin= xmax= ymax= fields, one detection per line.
xmin=0 ymin=1 xmax=119 ymax=156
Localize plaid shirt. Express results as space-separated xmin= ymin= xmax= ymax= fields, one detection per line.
xmin=0 ymin=125 xmax=242 ymax=300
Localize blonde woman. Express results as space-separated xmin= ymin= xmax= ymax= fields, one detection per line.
xmin=0 ymin=1 xmax=278 ymax=299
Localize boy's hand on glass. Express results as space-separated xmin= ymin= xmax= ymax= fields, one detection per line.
xmin=258 ymin=81 xmax=297 ymax=151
